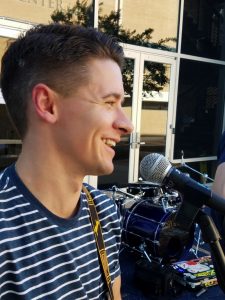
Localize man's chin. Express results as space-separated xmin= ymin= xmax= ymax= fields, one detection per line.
xmin=94 ymin=165 xmax=114 ymax=176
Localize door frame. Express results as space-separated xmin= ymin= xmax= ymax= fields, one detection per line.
xmin=123 ymin=44 xmax=177 ymax=183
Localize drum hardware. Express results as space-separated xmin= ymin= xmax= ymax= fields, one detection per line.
xmin=160 ymin=194 xmax=180 ymax=212
xmin=161 ymin=196 xmax=172 ymax=212
xmin=102 ymin=185 xmax=140 ymax=219
xmin=139 ymin=243 xmax=163 ymax=265
xmin=121 ymin=241 xmax=163 ymax=264
xmin=127 ymin=182 xmax=162 ymax=199
xmin=139 ymin=243 xmax=152 ymax=263
xmin=111 ymin=185 xmax=142 ymax=201
xmin=189 ymin=224 xmax=206 ymax=258
xmin=110 ymin=185 xmax=142 ymax=218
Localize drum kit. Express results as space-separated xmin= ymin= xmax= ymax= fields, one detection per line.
xmin=104 ymin=182 xmax=196 ymax=265
xmin=102 ymin=154 xmax=217 ymax=295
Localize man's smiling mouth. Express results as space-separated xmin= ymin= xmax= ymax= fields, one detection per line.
xmin=102 ymin=139 xmax=116 ymax=147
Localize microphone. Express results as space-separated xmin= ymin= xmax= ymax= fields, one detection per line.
xmin=140 ymin=153 xmax=225 ymax=230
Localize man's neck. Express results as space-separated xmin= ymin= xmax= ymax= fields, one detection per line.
xmin=15 ymin=153 xmax=84 ymax=219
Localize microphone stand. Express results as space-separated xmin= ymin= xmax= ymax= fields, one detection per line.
xmin=195 ymin=210 xmax=225 ymax=292
xmin=174 ymin=190 xmax=225 ymax=293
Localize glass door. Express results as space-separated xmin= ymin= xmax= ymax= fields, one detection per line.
xmin=136 ymin=53 xmax=176 ymax=182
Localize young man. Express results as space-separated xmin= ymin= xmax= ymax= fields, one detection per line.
xmin=0 ymin=24 xmax=133 ymax=299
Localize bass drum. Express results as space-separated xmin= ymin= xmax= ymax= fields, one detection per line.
xmin=122 ymin=199 xmax=194 ymax=264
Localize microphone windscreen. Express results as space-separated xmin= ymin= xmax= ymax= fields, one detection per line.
xmin=140 ymin=153 xmax=171 ymax=184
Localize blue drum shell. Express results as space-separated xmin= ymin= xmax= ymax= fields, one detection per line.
xmin=122 ymin=199 xmax=194 ymax=263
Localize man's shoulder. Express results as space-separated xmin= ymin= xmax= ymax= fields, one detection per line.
xmin=83 ymin=183 xmax=109 ymax=200
xmin=83 ymin=183 xmax=119 ymax=217
xmin=0 ymin=165 xmax=12 ymax=189
xmin=0 ymin=165 xmax=19 ymax=198
xmin=0 ymin=166 xmax=21 ymax=221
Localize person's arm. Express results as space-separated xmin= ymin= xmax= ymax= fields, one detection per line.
xmin=211 ymin=162 xmax=225 ymax=252
xmin=211 ymin=162 xmax=225 ymax=290
xmin=212 ymin=162 xmax=225 ymax=197
xmin=109 ymin=275 xmax=122 ymax=300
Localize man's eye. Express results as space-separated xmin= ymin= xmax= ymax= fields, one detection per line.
xmin=106 ymin=101 xmax=115 ymax=107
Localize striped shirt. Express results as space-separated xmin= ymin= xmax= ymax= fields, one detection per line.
xmin=0 ymin=165 xmax=121 ymax=300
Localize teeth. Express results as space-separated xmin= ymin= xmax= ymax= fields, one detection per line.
xmin=103 ymin=139 xmax=116 ymax=147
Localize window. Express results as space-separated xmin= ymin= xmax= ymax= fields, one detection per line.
xmin=182 ymin=0 xmax=225 ymax=60
xmin=174 ymin=59 xmax=225 ymax=159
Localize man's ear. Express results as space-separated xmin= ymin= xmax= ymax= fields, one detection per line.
xmin=32 ymin=83 xmax=58 ymax=123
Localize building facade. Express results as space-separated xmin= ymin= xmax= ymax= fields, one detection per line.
xmin=0 ymin=0 xmax=225 ymax=188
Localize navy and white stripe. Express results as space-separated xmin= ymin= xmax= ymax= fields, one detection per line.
xmin=0 ymin=165 xmax=121 ymax=299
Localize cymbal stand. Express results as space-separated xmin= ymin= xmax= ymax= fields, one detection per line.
xmin=189 ymin=224 xmax=206 ymax=258
xmin=180 ymin=150 xmax=214 ymax=184
xmin=195 ymin=210 xmax=225 ymax=293
xmin=179 ymin=150 xmax=213 ymax=258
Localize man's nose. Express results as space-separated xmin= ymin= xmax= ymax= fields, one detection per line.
xmin=113 ymin=109 xmax=134 ymax=135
